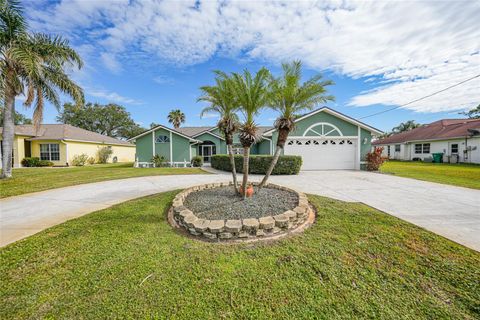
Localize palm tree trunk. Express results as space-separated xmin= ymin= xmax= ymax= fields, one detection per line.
xmin=242 ymin=146 xmax=250 ymax=200
xmin=258 ymin=145 xmax=282 ymax=189
xmin=227 ymin=144 xmax=238 ymax=192
xmin=258 ymin=128 xmax=290 ymax=189
xmin=1 ymin=90 xmax=15 ymax=179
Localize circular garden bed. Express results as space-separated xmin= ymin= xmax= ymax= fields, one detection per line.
xmin=169 ymin=182 xmax=314 ymax=241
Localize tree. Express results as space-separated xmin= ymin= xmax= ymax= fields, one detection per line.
xmin=150 ymin=122 xmax=160 ymax=128
xmin=0 ymin=109 xmax=31 ymax=124
xmin=199 ymin=70 xmax=240 ymax=191
xmin=167 ymin=109 xmax=185 ymax=129
xmin=392 ymin=120 xmax=421 ymax=134
xmin=57 ymin=103 xmax=142 ymax=139
xmin=459 ymin=104 xmax=480 ymax=119
xmin=259 ymin=61 xmax=334 ymax=188
xmin=1 ymin=0 xmax=84 ymax=178
xmin=230 ymin=67 xmax=271 ymax=199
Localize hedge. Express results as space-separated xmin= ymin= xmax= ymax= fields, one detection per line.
xmin=211 ymin=154 xmax=302 ymax=175
xmin=21 ymin=157 xmax=54 ymax=167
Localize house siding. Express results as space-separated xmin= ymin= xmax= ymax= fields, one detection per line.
xmin=66 ymin=141 xmax=134 ymax=163
xmin=378 ymin=137 xmax=480 ymax=163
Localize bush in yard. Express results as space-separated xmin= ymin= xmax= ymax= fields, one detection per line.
xmin=211 ymin=154 xmax=302 ymax=175
xmin=86 ymin=157 xmax=96 ymax=165
xmin=152 ymin=154 xmax=167 ymax=167
xmin=71 ymin=154 xmax=89 ymax=166
xmin=191 ymin=156 xmax=203 ymax=167
xmin=96 ymin=146 xmax=113 ymax=164
xmin=21 ymin=157 xmax=40 ymax=167
xmin=38 ymin=160 xmax=54 ymax=167
xmin=366 ymin=147 xmax=387 ymax=171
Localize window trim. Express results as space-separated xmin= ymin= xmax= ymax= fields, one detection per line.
xmin=414 ymin=144 xmax=422 ymax=154
xmin=40 ymin=143 xmax=60 ymax=161
xmin=422 ymin=143 xmax=430 ymax=154
xmin=451 ymin=143 xmax=459 ymax=154
xmin=155 ymin=135 xmax=170 ymax=143
xmin=395 ymin=144 xmax=401 ymax=152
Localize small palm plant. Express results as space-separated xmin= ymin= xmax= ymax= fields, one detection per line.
xmin=0 ymin=0 xmax=84 ymax=178
xmin=198 ymin=71 xmax=240 ymax=191
xmin=230 ymin=67 xmax=271 ymax=198
xmin=258 ymin=61 xmax=334 ymax=188
xmin=167 ymin=109 xmax=186 ymax=129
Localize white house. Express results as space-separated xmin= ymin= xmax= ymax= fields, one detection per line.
xmin=373 ymin=119 xmax=480 ymax=164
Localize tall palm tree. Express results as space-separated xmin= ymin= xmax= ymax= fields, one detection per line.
xmin=230 ymin=67 xmax=271 ymax=199
xmin=259 ymin=61 xmax=334 ymax=189
xmin=167 ymin=109 xmax=185 ymax=129
xmin=0 ymin=0 xmax=84 ymax=178
xmin=198 ymin=71 xmax=240 ymax=191
xmin=392 ymin=120 xmax=421 ymax=134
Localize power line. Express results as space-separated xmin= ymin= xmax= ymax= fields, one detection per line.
xmin=359 ymin=74 xmax=480 ymax=119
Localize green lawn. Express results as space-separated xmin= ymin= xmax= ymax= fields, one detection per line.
xmin=1 ymin=192 xmax=478 ymax=319
xmin=0 ymin=163 xmax=207 ymax=198
xmin=380 ymin=161 xmax=480 ymax=189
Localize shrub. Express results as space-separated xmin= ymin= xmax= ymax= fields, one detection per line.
xmin=86 ymin=157 xmax=96 ymax=165
xmin=211 ymin=154 xmax=302 ymax=175
xmin=152 ymin=154 xmax=167 ymax=167
xmin=191 ymin=156 xmax=203 ymax=167
xmin=21 ymin=157 xmax=40 ymax=167
xmin=71 ymin=153 xmax=89 ymax=166
xmin=96 ymin=146 xmax=113 ymax=164
xmin=366 ymin=147 xmax=387 ymax=171
xmin=38 ymin=160 xmax=54 ymax=167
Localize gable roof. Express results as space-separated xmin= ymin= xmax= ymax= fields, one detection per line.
xmin=127 ymin=124 xmax=200 ymax=142
xmin=0 ymin=124 xmax=134 ymax=146
xmin=262 ymin=107 xmax=383 ymax=136
xmin=373 ymin=119 xmax=480 ymax=145
xmin=176 ymin=126 xmax=212 ymax=137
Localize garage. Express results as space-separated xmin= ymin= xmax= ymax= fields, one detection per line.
xmin=284 ymin=137 xmax=357 ymax=170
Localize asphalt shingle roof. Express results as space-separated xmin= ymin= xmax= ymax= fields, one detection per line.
xmin=0 ymin=124 xmax=134 ymax=146
xmin=373 ymin=119 xmax=480 ymax=145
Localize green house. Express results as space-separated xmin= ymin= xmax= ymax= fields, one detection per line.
xmin=129 ymin=107 xmax=382 ymax=170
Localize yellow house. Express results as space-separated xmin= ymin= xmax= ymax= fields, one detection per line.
xmin=0 ymin=124 xmax=135 ymax=167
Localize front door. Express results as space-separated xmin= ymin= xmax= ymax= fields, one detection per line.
xmin=199 ymin=142 xmax=216 ymax=163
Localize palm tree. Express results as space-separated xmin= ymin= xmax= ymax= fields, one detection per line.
xmin=259 ymin=61 xmax=334 ymax=189
xmin=392 ymin=120 xmax=421 ymax=134
xmin=167 ymin=109 xmax=185 ymax=129
xmin=230 ymin=67 xmax=271 ymax=199
xmin=198 ymin=71 xmax=240 ymax=191
xmin=0 ymin=0 xmax=84 ymax=178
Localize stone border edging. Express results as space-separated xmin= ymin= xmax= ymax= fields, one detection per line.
xmin=170 ymin=182 xmax=314 ymax=241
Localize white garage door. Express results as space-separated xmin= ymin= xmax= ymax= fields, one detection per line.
xmin=284 ymin=138 xmax=357 ymax=170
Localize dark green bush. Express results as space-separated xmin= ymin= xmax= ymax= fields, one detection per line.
xmin=152 ymin=154 xmax=167 ymax=167
xmin=21 ymin=157 xmax=40 ymax=167
xmin=21 ymin=157 xmax=54 ymax=167
xmin=38 ymin=160 xmax=54 ymax=167
xmin=191 ymin=156 xmax=203 ymax=167
xmin=211 ymin=154 xmax=302 ymax=175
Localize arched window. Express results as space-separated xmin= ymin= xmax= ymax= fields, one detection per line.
xmin=155 ymin=135 xmax=170 ymax=143
xmin=303 ymin=122 xmax=343 ymax=137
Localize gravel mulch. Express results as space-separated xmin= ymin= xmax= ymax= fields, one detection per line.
xmin=183 ymin=186 xmax=299 ymax=220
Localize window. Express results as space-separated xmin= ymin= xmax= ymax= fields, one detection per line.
xmin=395 ymin=144 xmax=401 ymax=152
xmin=422 ymin=143 xmax=430 ymax=153
xmin=451 ymin=143 xmax=458 ymax=154
xmin=415 ymin=144 xmax=422 ymax=154
xmin=387 ymin=146 xmax=391 ymax=157
xmin=155 ymin=135 xmax=170 ymax=143
xmin=415 ymin=143 xmax=430 ymax=154
xmin=40 ymin=143 xmax=60 ymax=161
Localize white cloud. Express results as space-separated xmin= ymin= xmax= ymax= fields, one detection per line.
xmin=28 ymin=0 xmax=480 ymax=113
xmin=86 ymin=87 xmax=142 ymax=105
xmin=153 ymin=75 xmax=174 ymax=85
xmin=199 ymin=112 xmax=219 ymax=119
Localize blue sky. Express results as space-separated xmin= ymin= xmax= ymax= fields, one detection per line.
xmin=22 ymin=0 xmax=480 ymax=132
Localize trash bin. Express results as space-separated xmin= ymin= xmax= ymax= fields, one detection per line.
xmin=432 ymin=153 xmax=443 ymax=163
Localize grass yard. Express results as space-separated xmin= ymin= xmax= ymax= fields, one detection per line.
xmin=1 ymin=192 xmax=478 ymax=319
xmin=380 ymin=160 xmax=480 ymax=189
xmin=0 ymin=163 xmax=207 ymax=198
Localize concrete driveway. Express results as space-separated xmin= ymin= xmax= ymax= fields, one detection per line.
xmin=1 ymin=170 xmax=479 ymax=251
